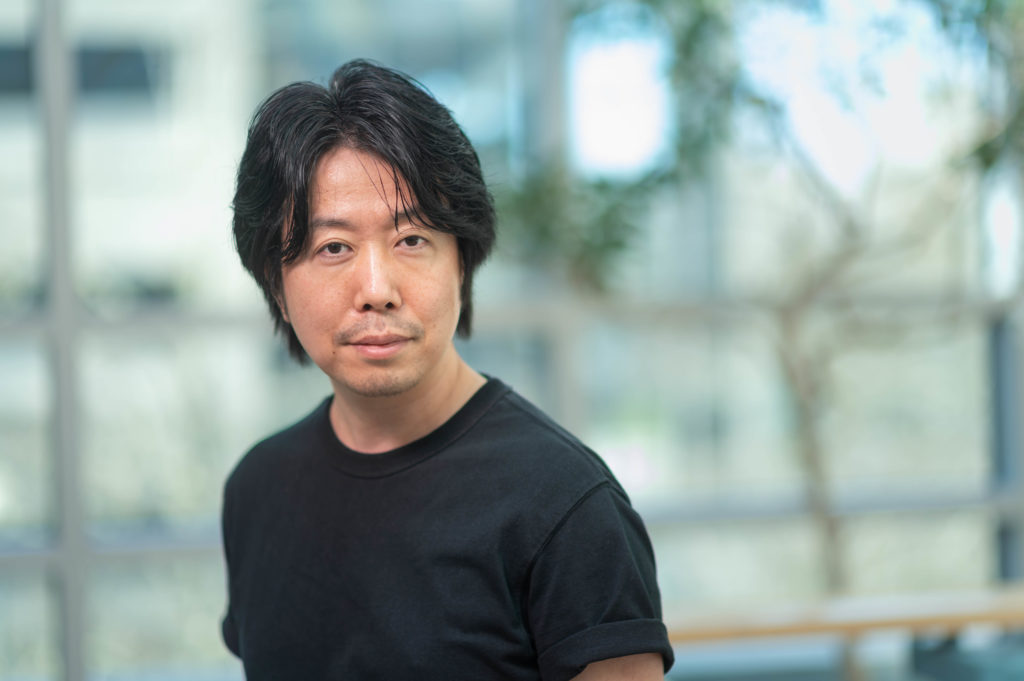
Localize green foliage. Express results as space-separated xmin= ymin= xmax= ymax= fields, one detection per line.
xmin=916 ymin=0 xmax=1024 ymax=169
xmin=497 ymin=0 xmax=747 ymax=292
xmin=497 ymin=0 xmax=1024 ymax=292
xmin=496 ymin=165 xmax=667 ymax=291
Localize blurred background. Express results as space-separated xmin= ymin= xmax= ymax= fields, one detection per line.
xmin=2 ymin=0 xmax=1024 ymax=679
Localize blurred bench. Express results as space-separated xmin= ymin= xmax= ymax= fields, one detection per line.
xmin=666 ymin=588 xmax=1024 ymax=681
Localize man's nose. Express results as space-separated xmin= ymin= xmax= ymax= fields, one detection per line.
xmin=352 ymin=246 xmax=401 ymax=311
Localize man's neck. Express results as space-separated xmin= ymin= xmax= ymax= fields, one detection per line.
xmin=327 ymin=356 xmax=486 ymax=454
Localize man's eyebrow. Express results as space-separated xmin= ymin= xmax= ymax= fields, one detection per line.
xmin=309 ymin=209 xmax=421 ymax=232
xmin=308 ymin=217 xmax=354 ymax=231
xmin=391 ymin=209 xmax=415 ymax=227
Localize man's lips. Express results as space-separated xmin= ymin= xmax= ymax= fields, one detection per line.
xmin=347 ymin=334 xmax=409 ymax=346
xmin=345 ymin=333 xmax=411 ymax=359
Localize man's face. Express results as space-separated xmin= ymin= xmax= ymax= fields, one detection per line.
xmin=278 ymin=146 xmax=463 ymax=399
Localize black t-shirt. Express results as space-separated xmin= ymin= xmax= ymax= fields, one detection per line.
xmin=221 ymin=378 xmax=674 ymax=680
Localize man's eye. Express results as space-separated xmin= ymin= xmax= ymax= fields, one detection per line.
xmin=400 ymin=235 xmax=425 ymax=247
xmin=322 ymin=242 xmax=347 ymax=255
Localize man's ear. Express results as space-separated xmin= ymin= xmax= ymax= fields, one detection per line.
xmin=274 ymin=290 xmax=290 ymax=324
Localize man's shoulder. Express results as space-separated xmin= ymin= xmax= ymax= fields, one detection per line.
xmin=487 ymin=389 xmax=587 ymax=451
xmin=225 ymin=395 xmax=331 ymax=492
xmin=469 ymin=383 xmax=624 ymax=494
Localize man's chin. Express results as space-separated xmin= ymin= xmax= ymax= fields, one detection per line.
xmin=336 ymin=372 xmax=417 ymax=399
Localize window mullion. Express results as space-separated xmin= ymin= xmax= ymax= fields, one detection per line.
xmin=37 ymin=1 xmax=86 ymax=680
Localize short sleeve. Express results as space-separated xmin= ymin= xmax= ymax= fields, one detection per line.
xmin=526 ymin=483 xmax=674 ymax=681
xmin=220 ymin=477 xmax=241 ymax=657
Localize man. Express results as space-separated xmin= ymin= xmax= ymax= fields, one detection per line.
xmin=221 ymin=59 xmax=674 ymax=681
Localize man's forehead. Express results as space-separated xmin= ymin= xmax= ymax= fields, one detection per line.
xmin=309 ymin=147 xmax=420 ymax=211
xmin=312 ymin=146 xmax=410 ymax=193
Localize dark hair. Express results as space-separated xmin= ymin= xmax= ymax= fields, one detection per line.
xmin=232 ymin=59 xmax=496 ymax=363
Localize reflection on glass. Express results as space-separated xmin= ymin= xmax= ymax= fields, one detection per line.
xmin=0 ymin=340 xmax=52 ymax=547
xmin=581 ymin=320 xmax=799 ymax=508
xmin=80 ymin=329 xmax=324 ymax=539
xmin=0 ymin=572 xmax=59 ymax=681
xmin=844 ymin=512 xmax=993 ymax=595
xmin=652 ymin=519 xmax=822 ymax=617
xmin=89 ymin=556 xmax=240 ymax=680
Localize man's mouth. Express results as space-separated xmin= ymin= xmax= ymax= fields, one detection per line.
xmin=346 ymin=334 xmax=411 ymax=359
xmin=348 ymin=334 xmax=408 ymax=346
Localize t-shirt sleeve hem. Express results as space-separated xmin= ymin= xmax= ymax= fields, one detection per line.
xmin=221 ymin=613 xmax=240 ymax=657
xmin=537 ymin=618 xmax=674 ymax=681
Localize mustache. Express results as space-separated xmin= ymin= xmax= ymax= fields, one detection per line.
xmin=334 ymin=318 xmax=423 ymax=345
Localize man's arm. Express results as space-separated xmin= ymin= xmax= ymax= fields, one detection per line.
xmin=571 ymin=653 xmax=665 ymax=681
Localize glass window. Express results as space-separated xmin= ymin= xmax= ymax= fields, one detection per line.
xmin=0 ymin=43 xmax=31 ymax=95
xmin=0 ymin=572 xmax=59 ymax=681
xmin=0 ymin=339 xmax=52 ymax=548
xmin=719 ymin=148 xmax=983 ymax=298
xmin=69 ymin=0 xmax=261 ymax=316
xmin=3 ymin=0 xmax=1021 ymax=677
xmin=825 ymin=322 xmax=990 ymax=498
xmin=76 ymin=44 xmax=167 ymax=98
xmin=567 ymin=3 xmax=673 ymax=179
xmin=844 ymin=511 xmax=994 ymax=594
xmin=580 ymin=319 xmax=801 ymax=508
xmin=457 ymin=328 xmax=556 ymax=414
xmin=79 ymin=328 xmax=323 ymax=539
xmin=727 ymin=0 xmax=985 ymax=299
xmin=0 ymin=2 xmax=42 ymax=312
xmin=652 ymin=519 xmax=824 ymax=616
xmin=88 ymin=556 xmax=240 ymax=680
xmin=258 ymin=0 xmax=517 ymax=170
